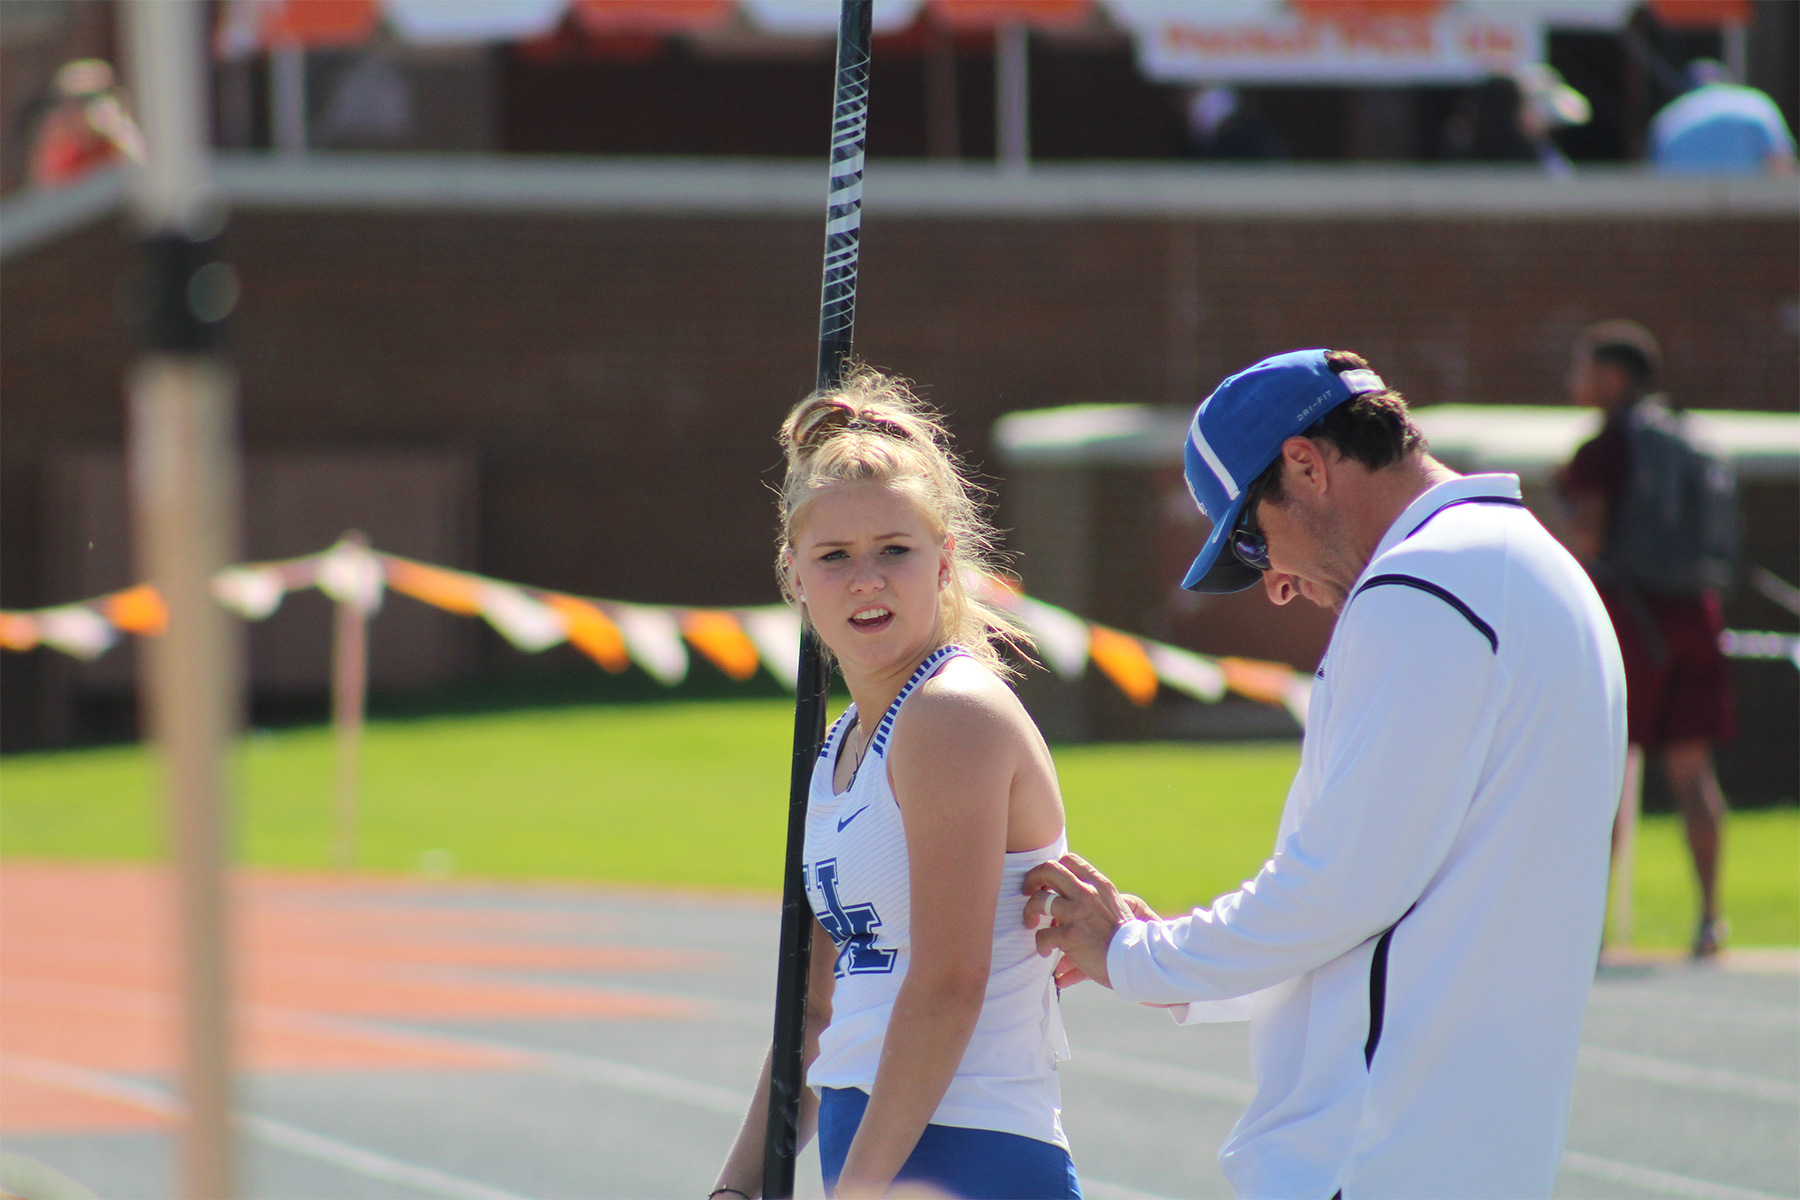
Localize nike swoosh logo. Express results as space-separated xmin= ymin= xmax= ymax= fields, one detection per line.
xmin=837 ymin=806 xmax=872 ymax=833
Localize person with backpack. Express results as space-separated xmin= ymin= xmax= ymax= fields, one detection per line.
xmin=1558 ymin=320 xmax=1740 ymax=958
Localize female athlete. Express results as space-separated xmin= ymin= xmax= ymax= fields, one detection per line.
xmin=711 ymin=368 xmax=1080 ymax=1199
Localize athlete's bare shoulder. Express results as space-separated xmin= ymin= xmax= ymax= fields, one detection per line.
xmin=889 ymin=655 xmax=1031 ymax=769
xmin=910 ymin=655 xmax=1029 ymax=727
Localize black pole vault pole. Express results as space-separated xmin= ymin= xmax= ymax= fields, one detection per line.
xmin=764 ymin=3 xmax=873 ymax=1195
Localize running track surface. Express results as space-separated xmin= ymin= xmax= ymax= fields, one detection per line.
xmin=2 ymin=864 xmax=1795 ymax=1200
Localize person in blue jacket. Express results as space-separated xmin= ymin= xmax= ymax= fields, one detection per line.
xmin=1652 ymin=59 xmax=1795 ymax=176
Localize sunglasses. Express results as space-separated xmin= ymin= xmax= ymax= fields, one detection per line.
xmin=1229 ymin=474 xmax=1272 ymax=573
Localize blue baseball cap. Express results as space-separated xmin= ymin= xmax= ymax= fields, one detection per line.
xmin=1180 ymin=349 xmax=1387 ymax=593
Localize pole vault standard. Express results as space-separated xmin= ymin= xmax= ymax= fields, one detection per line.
xmin=331 ymin=532 xmax=374 ymax=871
xmin=763 ymin=3 xmax=873 ymax=1195
xmin=123 ymin=3 xmax=243 ymax=1196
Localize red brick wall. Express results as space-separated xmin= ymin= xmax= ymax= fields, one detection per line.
xmin=3 ymin=206 xmax=1794 ymax=750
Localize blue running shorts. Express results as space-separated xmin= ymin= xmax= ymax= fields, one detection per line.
xmin=817 ymin=1087 xmax=1081 ymax=1199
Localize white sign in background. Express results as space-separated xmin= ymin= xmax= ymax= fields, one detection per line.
xmin=1108 ymin=0 xmax=1634 ymax=85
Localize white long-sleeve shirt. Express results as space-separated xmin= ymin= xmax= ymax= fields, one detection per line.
xmin=1106 ymin=474 xmax=1627 ymax=1199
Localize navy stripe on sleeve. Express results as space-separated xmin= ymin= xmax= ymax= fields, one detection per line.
xmin=1352 ymin=574 xmax=1498 ymax=653
xmin=1364 ymin=901 xmax=1418 ymax=1067
xmin=1404 ymin=495 xmax=1526 ymax=539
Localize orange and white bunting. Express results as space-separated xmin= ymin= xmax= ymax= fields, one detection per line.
xmin=1010 ymin=596 xmax=1091 ymax=681
xmin=0 ymin=612 xmax=41 ymax=652
xmin=680 ymin=610 xmax=763 ymax=682
xmin=100 ymin=584 xmax=169 ymax=637
xmin=544 ymin=594 xmax=630 ymax=673
xmin=1220 ymin=656 xmax=1300 ymax=708
xmin=741 ymin=607 xmax=803 ymax=691
xmin=38 ymin=605 xmax=119 ymax=660
xmin=318 ymin=539 xmax=386 ymax=616
xmin=1087 ymin=625 xmax=1159 ymax=708
xmin=212 ymin=564 xmax=289 ymax=621
xmin=383 ymin=557 xmax=485 ymax=616
xmin=612 ymin=604 xmax=688 ymax=686
xmin=1148 ymin=641 xmax=1227 ymax=703
xmin=48 ymin=536 xmax=1753 ymax=729
xmin=476 ymin=581 xmax=566 ymax=652
xmin=1281 ymin=674 xmax=1313 ymax=726
xmin=0 ymin=550 xmax=1313 ymax=723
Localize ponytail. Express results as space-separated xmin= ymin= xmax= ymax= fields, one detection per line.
xmin=777 ymin=365 xmax=1030 ymax=678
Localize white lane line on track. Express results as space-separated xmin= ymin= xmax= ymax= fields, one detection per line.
xmin=1065 ymin=1049 xmax=1256 ymax=1105
xmin=1586 ymin=987 xmax=1799 ymax=1030
xmin=473 ymin=977 xmax=770 ymax=1025
xmin=0 ymin=976 xmax=748 ymax=1114
xmin=318 ymin=1020 xmax=1180 ymax=1198
xmin=321 ymin=1014 xmax=750 ymax=1113
xmin=1062 ymin=1049 xmax=1790 ymax=1199
xmin=237 ymin=1117 xmax=527 ymax=1200
xmin=0 ymin=1054 xmax=526 ymax=1200
xmin=25 ymin=988 xmax=1786 ymax=1200
xmin=1561 ymin=1150 xmax=1786 ymax=1199
xmin=1 ymin=971 xmax=767 ymax=1029
xmin=0 ymin=1053 xmax=176 ymax=1116
xmin=318 ymin=1019 xmax=1187 ymax=1198
xmin=1578 ymin=1045 xmax=1800 ymax=1105
xmin=46 ymin=972 xmax=1792 ymax=1106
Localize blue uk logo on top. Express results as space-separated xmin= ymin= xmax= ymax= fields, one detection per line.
xmin=806 ymin=859 xmax=896 ymax=979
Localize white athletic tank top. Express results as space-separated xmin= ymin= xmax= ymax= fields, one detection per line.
xmin=803 ymin=644 xmax=1072 ymax=1149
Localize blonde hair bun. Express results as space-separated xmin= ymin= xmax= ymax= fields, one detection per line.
xmin=777 ymin=365 xmax=1029 ymax=677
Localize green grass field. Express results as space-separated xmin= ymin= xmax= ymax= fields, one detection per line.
xmin=2 ymin=699 xmax=1793 ymax=949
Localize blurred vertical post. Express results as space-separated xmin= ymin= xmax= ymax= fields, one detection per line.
xmin=271 ymin=42 xmax=307 ymax=156
xmin=996 ymin=22 xmax=1029 ymax=173
xmin=331 ymin=533 xmax=371 ymax=871
xmin=925 ymin=24 xmax=959 ymax=160
xmin=124 ymin=3 xmax=242 ymax=1197
xmin=1721 ymin=17 xmax=1748 ymax=84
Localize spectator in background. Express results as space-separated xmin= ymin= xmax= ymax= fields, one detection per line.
xmin=1558 ymin=321 xmax=1736 ymax=958
xmin=1514 ymin=64 xmax=1591 ymax=178
xmin=1443 ymin=68 xmax=1589 ymax=176
xmin=26 ymin=58 xmax=144 ymax=189
xmin=1184 ymin=86 xmax=1287 ymax=161
xmin=312 ymin=52 xmax=414 ymax=149
xmin=1652 ymin=58 xmax=1796 ymax=176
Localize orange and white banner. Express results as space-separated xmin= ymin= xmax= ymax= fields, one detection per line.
xmin=49 ymin=536 xmax=1788 ymax=725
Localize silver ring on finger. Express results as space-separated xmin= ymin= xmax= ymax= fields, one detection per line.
xmin=1046 ymin=892 xmax=1059 ymax=921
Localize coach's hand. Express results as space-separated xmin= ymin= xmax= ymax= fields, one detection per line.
xmin=1023 ymin=854 xmax=1151 ymax=990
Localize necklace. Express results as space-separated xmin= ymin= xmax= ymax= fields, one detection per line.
xmin=845 ymin=721 xmax=872 ymax=780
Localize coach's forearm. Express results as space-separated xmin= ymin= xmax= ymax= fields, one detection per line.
xmin=834 ymin=964 xmax=985 ymax=1196
xmin=1110 ymin=592 xmax=1493 ymax=1006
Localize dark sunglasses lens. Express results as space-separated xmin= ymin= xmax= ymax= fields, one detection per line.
xmin=1231 ymin=529 xmax=1270 ymax=572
